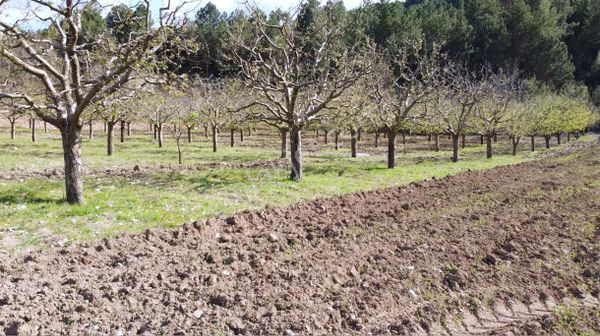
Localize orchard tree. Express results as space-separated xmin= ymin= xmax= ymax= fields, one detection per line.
xmin=474 ymin=69 xmax=521 ymax=158
xmin=0 ymin=0 xmax=188 ymax=204
xmin=435 ymin=63 xmax=486 ymax=162
xmin=230 ymin=3 xmax=370 ymax=180
xmin=370 ymin=44 xmax=444 ymax=168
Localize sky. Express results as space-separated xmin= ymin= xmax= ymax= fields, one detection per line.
xmin=0 ymin=0 xmax=367 ymax=30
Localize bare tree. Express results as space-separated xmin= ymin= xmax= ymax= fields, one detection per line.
xmin=0 ymin=0 xmax=187 ymax=204
xmin=434 ymin=64 xmax=486 ymax=162
xmin=474 ymin=69 xmax=521 ymax=158
xmin=229 ymin=4 xmax=370 ymax=180
xmin=370 ymin=44 xmax=444 ymax=168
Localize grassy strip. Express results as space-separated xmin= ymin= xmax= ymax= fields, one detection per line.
xmin=0 ymin=130 xmax=590 ymax=252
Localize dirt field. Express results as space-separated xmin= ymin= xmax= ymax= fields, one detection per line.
xmin=1 ymin=139 xmax=599 ymax=335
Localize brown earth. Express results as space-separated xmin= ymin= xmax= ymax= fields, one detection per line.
xmin=1 ymin=140 xmax=599 ymax=335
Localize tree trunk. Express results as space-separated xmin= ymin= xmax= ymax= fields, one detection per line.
xmin=247 ymin=127 xmax=251 ymax=136
xmin=204 ymin=126 xmax=208 ymax=138
xmin=401 ymin=131 xmax=407 ymax=154
xmin=315 ymin=129 xmax=319 ymax=141
xmin=157 ymin=124 xmax=163 ymax=148
xmin=434 ymin=133 xmax=440 ymax=152
xmin=149 ymin=124 xmax=153 ymax=132
xmin=60 ymin=125 xmax=84 ymax=204
xmin=88 ymin=120 xmax=93 ymax=140
xmin=28 ymin=118 xmax=32 ymax=129
xmin=212 ymin=126 xmax=217 ymax=152
xmin=107 ymin=122 xmax=115 ymax=156
xmin=187 ymin=126 xmax=193 ymax=143
xmin=387 ymin=129 xmax=396 ymax=168
xmin=10 ymin=120 xmax=15 ymax=139
xmin=544 ymin=136 xmax=550 ymax=149
xmin=290 ymin=125 xmax=302 ymax=181
xmin=530 ymin=136 xmax=535 ymax=151
xmin=31 ymin=118 xmax=36 ymax=143
xmin=230 ymin=129 xmax=235 ymax=147
xmin=324 ymin=130 xmax=329 ymax=145
xmin=452 ymin=134 xmax=460 ymax=162
xmin=335 ymin=131 xmax=340 ymax=150
xmin=511 ymin=136 xmax=520 ymax=156
xmin=127 ymin=122 xmax=131 ymax=136
xmin=280 ymin=128 xmax=287 ymax=159
xmin=567 ymin=132 xmax=570 ymax=142
xmin=44 ymin=121 xmax=47 ymax=133
xmin=104 ymin=121 xmax=107 ymax=133
xmin=153 ymin=123 xmax=157 ymax=140
xmin=176 ymin=139 xmax=182 ymax=165
xmin=428 ymin=134 xmax=432 ymax=142
xmin=493 ymin=132 xmax=498 ymax=143
xmin=357 ymin=127 xmax=362 ymax=141
xmin=375 ymin=132 xmax=380 ymax=148
xmin=486 ymin=133 xmax=493 ymax=158
xmin=556 ymin=133 xmax=561 ymax=145
xmin=240 ymin=129 xmax=244 ymax=143
xmin=350 ymin=128 xmax=357 ymax=158
xmin=461 ymin=133 xmax=466 ymax=149
xmin=480 ymin=134 xmax=484 ymax=145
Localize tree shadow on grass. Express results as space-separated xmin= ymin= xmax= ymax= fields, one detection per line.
xmin=0 ymin=192 xmax=62 ymax=205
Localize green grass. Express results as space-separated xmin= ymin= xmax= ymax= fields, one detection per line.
xmin=0 ymin=126 xmax=591 ymax=252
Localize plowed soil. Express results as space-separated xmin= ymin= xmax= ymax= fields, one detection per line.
xmin=1 ymin=141 xmax=599 ymax=335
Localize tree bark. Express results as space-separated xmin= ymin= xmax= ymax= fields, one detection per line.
xmin=315 ymin=129 xmax=319 ymax=141
xmin=230 ymin=129 xmax=235 ymax=147
xmin=153 ymin=123 xmax=157 ymax=140
xmin=567 ymin=132 xmax=570 ymax=142
xmin=324 ymin=130 xmax=329 ymax=145
xmin=434 ymin=133 xmax=440 ymax=152
xmin=428 ymin=134 xmax=432 ymax=142
xmin=10 ymin=120 xmax=15 ymax=139
xmin=375 ymin=131 xmax=380 ymax=148
xmin=44 ymin=121 xmax=47 ymax=133
xmin=240 ymin=129 xmax=244 ymax=143
xmin=334 ymin=130 xmax=340 ymax=150
xmin=556 ymin=133 xmax=561 ymax=145
xmin=350 ymin=128 xmax=357 ymax=158
xmin=280 ymin=128 xmax=287 ymax=159
xmin=486 ymin=133 xmax=493 ymax=159
xmin=127 ymin=122 xmax=131 ymax=137
xmin=480 ymin=134 xmax=484 ymax=145
xmin=452 ymin=134 xmax=460 ymax=162
xmin=212 ymin=126 xmax=218 ymax=152
xmin=530 ymin=136 xmax=535 ymax=151
xmin=544 ymin=136 xmax=550 ymax=149
xmin=511 ymin=136 xmax=520 ymax=156
xmin=176 ymin=138 xmax=182 ymax=165
xmin=357 ymin=127 xmax=362 ymax=141
xmin=88 ymin=120 xmax=93 ymax=140
xmin=204 ymin=126 xmax=208 ymax=138
xmin=187 ymin=126 xmax=193 ymax=143
xmin=157 ymin=123 xmax=163 ymax=148
xmin=290 ymin=125 xmax=302 ymax=181
xmin=104 ymin=121 xmax=107 ymax=133
xmin=107 ymin=122 xmax=115 ymax=156
xmin=461 ymin=133 xmax=466 ymax=149
xmin=387 ymin=129 xmax=396 ymax=168
xmin=60 ymin=125 xmax=84 ymax=204
xmin=31 ymin=118 xmax=36 ymax=143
